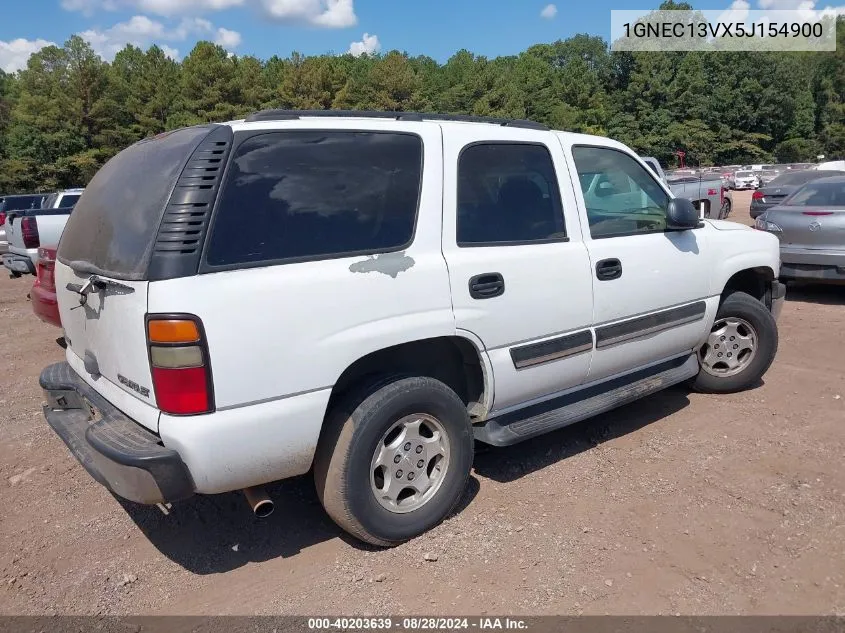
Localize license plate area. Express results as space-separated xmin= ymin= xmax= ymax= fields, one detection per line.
xmin=44 ymin=389 xmax=94 ymax=419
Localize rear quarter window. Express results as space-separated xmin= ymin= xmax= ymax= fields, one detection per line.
xmin=205 ymin=131 xmax=423 ymax=267
xmin=58 ymin=126 xmax=213 ymax=279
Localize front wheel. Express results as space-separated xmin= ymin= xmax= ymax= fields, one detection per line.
xmin=314 ymin=376 xmax=474 ymax=546
xmin=692 ymin=291 xmax=778 ymax=394
xmin=719 ymin=198 xmax=732 ymax=219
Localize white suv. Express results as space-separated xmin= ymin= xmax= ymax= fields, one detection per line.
xmin=41 ymin=111 xmax=784 ymax=546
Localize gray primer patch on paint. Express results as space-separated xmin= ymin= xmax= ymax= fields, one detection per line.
xmin=349 ymin=252 xmax=415 ymax=278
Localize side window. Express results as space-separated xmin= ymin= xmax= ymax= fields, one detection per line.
xmin=457 ymin=143 xmax=566 ymax=246
xmin=206 ymin=131 xmax=423 ymax=267
xmin=572 ymin=146 xmax=671 ymax=239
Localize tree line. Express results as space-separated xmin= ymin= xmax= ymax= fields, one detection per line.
xmin=0 ymin=15 xmax=842 ymax=193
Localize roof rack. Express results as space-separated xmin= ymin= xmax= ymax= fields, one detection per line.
xmin=242 ymin=109 xmax=549 ymax=131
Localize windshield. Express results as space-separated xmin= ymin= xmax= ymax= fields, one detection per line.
xmin=785 ymin=180 xmax=845 ymax=207
xmin=736 ymin=171 xmax=753 ymax=177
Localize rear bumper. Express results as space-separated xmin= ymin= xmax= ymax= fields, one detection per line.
xmin=2 ymin=252 xmax=35 ymax=276
xmin=780 ymin=248 xmax=845 ymax=284
xmin=780 ymin=263 xmax=845 ymax=284
xmin=40 ymin=362 xmax=194 ymax=504
xmin=31 ymin=281 xmax=61 ymax=327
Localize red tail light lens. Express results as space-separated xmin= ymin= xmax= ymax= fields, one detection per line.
xmin=36 ymin=248 xmax=56 ymax=292
xmin=151 ymin=367 xmax=210 ymax=414
xmin=0 ymin=212 xmax=6 ymax=227
xmin=21 ymin=217 xmax=40 ymax=249
xmin=802 ymin=211 xmax=834 ymax=216
xmin=147 ymin=315 xmax=213 ymax=415
xmin=752 ymin=191 xmax=764 ymax=200
xmin=720 ymin=186 xmax=726 ymax=203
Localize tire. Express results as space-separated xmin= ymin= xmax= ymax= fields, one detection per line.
xmin=314 ymin=376 xmax=474 ymax=547
xmin=692 ymin=291 xmax=778 ymax=394
xmin=719 ymin=198 xmax=731 ymax=219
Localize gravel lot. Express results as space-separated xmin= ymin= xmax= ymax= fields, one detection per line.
xmin=1 ymin=190 xmax=843 ymax=615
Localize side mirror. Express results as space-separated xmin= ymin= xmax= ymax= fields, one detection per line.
xmin=666 ymin=198 xmax=699 ymax=230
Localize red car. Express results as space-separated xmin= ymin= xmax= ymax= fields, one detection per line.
xmin=31 ymin=246 xmax=60 ymax=328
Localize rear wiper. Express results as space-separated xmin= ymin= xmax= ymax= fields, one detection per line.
xmin=66 ymin=275 xmax=134 ymax=307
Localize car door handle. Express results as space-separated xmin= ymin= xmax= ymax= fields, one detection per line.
xmin=469 ymin=273 xmax=505 ymax=299
xmin=596 ymin=258 xmax=622 ymax=281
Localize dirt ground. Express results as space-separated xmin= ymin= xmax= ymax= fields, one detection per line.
xmin=1 ymin=190 xmax=843 ymax=616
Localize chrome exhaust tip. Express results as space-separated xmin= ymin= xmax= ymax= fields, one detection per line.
xmin=243 ymin=486 xmax=274 ymax=518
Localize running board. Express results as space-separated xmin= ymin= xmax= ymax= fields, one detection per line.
xmin=474 ymin=354 xmax=699 ymax=446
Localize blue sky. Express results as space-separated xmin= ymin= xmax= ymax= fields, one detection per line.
xmin=0 ymin=0 xmax=837 ymax=72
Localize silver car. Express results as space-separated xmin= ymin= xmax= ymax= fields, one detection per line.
xmin=756 ymin=175 xmax=845 ymax=284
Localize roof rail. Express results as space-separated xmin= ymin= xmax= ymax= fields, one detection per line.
xmin=242 ymin=109 xmax=549 ymax=131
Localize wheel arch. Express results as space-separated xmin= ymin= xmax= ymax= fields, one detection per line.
xmin=721 ymin=266 xmax=776 ymax=305
xmin=326 ymin=334 xmax=493 ymax=423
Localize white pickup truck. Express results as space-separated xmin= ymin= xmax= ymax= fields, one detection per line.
xmin=40 ymin=113 xmax=784 ymax=546
xmin=3 ymin=188 xmax=83 ymax=277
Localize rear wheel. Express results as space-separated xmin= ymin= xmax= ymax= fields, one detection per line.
xmin=693 ymin=292 xmax=778 ymax=393
xmin=719 ymin=198 xmax=731 ymax=219
xmin=314 ymin=376 xmax=474 ymax=546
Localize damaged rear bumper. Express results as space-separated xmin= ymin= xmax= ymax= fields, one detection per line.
xmin=40 ymin=362 xmax=194 ymax=504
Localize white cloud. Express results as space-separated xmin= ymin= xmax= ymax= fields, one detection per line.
xmin=160 ymin=44 xmax=181 ymax=59
xmin=540 ymin=3 xmax=557 ymax=19
xmin=62 ymin=0 xmax=245 ymax=15
xmin=62 ymin=0 xmax=358 ymax=28
xmin=260 ymin=0 xmax=357 ymax=27
xmin=0 ymin=38 xmax=56 ymax=73
xmin=347 ymin=32 xmax=380 ymax=56
xmin=136 ymin=0 xmax=246 ymax=16
xmin=61 ymin=0 xmax=118 ymax=14
xmin=214 ymin=27 xmax=242 ymax=48
xmin=80 ymin=14 xmax=240 ymax=60
xmin=727 ymin=0 xmax=845 ymax=17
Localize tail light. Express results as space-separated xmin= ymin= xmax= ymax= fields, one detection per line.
xmin=21 ymin=217 xmax=40 ymax=249
xmin=36 ymin=248 xmax=56 ymax=292
xmin=752 ymin=191 xmax=764 ymax=201
xmin=0 ymin=212 xmax=5 ymax=227
xmin=720 ymin=186 xmax=726 ymax=204
xmin=802 ymin=211 xmax=834 ymax=216
xmin=146 ymin=315 xmax=214 ymax=415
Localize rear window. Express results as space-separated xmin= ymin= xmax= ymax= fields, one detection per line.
xmin=0 ymin=195 xmax=43 ymax=212
xmin=205 ymin=131 xmax=423 ymax=267
xmin=785 ymin=180 xmax=845 ymax=206
xmin=58 ymin=126 xmax=212 ymax=279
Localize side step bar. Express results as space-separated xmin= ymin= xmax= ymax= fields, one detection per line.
xmin=474 ymin=354 xmax=699 ymax=447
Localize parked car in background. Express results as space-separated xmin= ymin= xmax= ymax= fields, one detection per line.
xmin=641 ymin=157 xmax=726 ymax=219
xmin=40 ymin=113 xmax=783 ymax=546
xmin=750 ymin=169 xmax=845 ymax=218
xmin=0 ymin=194 xmax=45 ymax=255
xmin=756 ymin=175 xmax=845 ymax=284
xmin=31 ymin=246 xmax=60 ymax=327
xmin=41 ymin=189 xmax=83 ymax=211
xmin=815 ymin=160 xmax=845 ymax=171
xmin=733 ymin=171 xmax=760 ymax=190
xmin=758 ymin=170 xmax=779 ymax=186
xmin=3 ymin=188 xmax=83 ymax=277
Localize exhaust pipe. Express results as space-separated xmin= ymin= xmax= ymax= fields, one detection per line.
xmin=243 ymin=486 xmax=274 ymax=518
